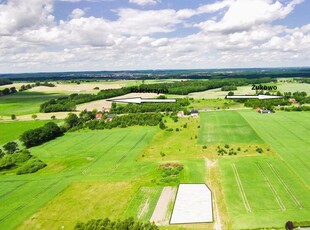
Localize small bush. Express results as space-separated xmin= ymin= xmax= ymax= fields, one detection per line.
xmin=16 ymin=159 xmax=46 ymax=175
xmin=256 ymin=147 xmax=263 ymax=154
xmin=202 ymin=145 xmax=207 ymax=149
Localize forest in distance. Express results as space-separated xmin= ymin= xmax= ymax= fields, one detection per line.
xmin=1 ymin=67 xmax=310 ymax=81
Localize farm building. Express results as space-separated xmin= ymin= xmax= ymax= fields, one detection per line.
xmin=105 ymin=114 xmax=115 ymax=122
xmin=190 ymin=110 xmax=199 ymax=117
xmin=256 ymin=108 xmax=273 ymax=114
xmin=288 ymin=98 xmax=296 ymax=103
xmin=96 ymin=113 xmax=103 ymax=119
xmin=177 ymin=111 xmax=184 ymax=117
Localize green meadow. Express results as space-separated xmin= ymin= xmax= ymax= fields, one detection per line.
xmin=198 ymin=111 xmax=310 ymax=229
xmin=0 ymin=87 xmax=309 ymax=230
xmin=0 ymin=92 xmax=65 ymax=116
xmin=0 ymin=120 xmax=49 ymax=145
xmin=198 ymin=111 xmax=263 ymax=144
xmin=0 ymin=125 xmax=206 ymax=230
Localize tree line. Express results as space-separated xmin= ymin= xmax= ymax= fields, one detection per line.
xmin=20 ymin=122 xmax=64 ymax=148
xmin=87 ymin=113 xmax=163 ymax=130
xmin=75 ymin=217 xmax=158 ymax=230
xmin=40 ymin=87 xmax=132 ymax=112
xmin=0 ymin=78 xmax=12 ymax=86
xmin=0 ymin=86 xmax=17 ymax=96
xmin=19 ymin=81 xmax=55 ymax=92
xmin=110 ymin=98 xmax=190 ymax=114
xmin=39 ymin=78 xmax=274 ymax=113
xmin=238 ymin=91 xmax=310 ymax=111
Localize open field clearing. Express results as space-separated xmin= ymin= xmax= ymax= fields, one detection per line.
xmin=31 ymin=127 xmax=157 ymax=178
xmin=0 ymin=82 xmax=28 ymax=90
xmin=186 ymin=82 xmax=310 ymax=99
xmin=28 ymin=82 xmax=122 ymax=94
xmin=188 ymin=86 xmax=252 ymax=99
xmin=276 ymin=82 xmax=310 ymax=94
xmin=0 ymin=120 xmax=49 ymax=145
xmin=0 ymin=127 xmax=160 ymax=229
xmin=0 ymin=112 xmax=77 ymax=121
xmin=0 ymin=92 xmax=66 ymax=116
xmin=124 ymin=186 xmax=162 ymax=221
xmin=198 ymin=111 xmax=263 ymax=144
xmin=0 ymin=179 xmax=69 ymax=230
xmin=219 ymin=157 xmax=310 ymax=229
xmin=17 ymin=182 xmax=135 ymax=230
xmin=188 ymin=98 xmax=244 ymax=110
xmin=240 ymin=111 xmax=310 ymax=185
xmin=77 ymin=93 xmax=161 ymax=111
xmin=197 ymin=110 xmax=310 ymax=229
xmin=138 ymin=117 xmax=206 ymax=161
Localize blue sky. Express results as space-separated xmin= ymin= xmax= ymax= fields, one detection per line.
xmin=0 ymin=0 xmax=309 ymax=73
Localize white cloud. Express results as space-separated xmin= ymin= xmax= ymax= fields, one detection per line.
xmin=196 ymin=0 xmax=303 ymax=33
xmin=0 ymin=0 xmax=309 ymax=72
xmin=69 ymin=8 xmax=85 ymax=19
xmin=0 ymin=0 xmax=54 ymax=35
xmin=129 ymin=0 xmax=160 ymax=6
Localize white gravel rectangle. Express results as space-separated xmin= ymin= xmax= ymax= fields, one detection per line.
xmin=170 ymin=184 xmax=213 ymax=224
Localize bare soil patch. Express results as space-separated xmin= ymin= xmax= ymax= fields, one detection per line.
xmin=150 ymin=186 xmax=176 ymax=226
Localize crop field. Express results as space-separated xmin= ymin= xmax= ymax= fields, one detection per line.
xmin=240 ymin=111 xmax=310 ymax=185
xmin=207 ymin=111 xmax=310 ymax=229
xmin=220 ymin=157 xmax=310 ymax=229
xmin=1 ymin=80 xmax=309 ymax=230
xmin=198 ymin=111 xmax=263 ymax=144
xmin=0 ymin=92 xmax=66 ymax=116
xmin=0 ymin=127 xmax=161 ymax=230
xmin=0 ymin=120 xmax=49 ymax=145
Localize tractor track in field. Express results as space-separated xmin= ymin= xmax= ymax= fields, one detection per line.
xmin=82 ymin=132 xmax=129 ymax=175
xmin=256 ymin=163 xmax=286 ymax=211
xmin=105 ymin=132 xmax=149 ymax=176
xmin=268 ymin=163 xmax=303 ymax=209
xmin=0 ymin=181 xmax=60 ymax=223
xmin=0 ymin=182 xmax=28 ymax=199
xmin=231 ymin=163 xmax=251 ymax=213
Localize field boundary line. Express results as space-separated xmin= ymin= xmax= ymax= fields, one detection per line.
xmin=231 ymin=163 xmax=251 ymax=213
xmin=256 ymin=163 xmax=285 ymax=211
xmin=268 ymin=163 xmax=303 ymax=209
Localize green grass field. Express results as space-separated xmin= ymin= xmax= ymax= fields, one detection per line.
xmin=198 ymin=111 xmax=263 ymax=144
xmin=1 ymin=84 xmax=309 ymax=230
xmin=240 ymin=111 xmax=310 ymax=186
xmin=0 ymin=127 xmax=158 ymax=229
xmin=205 ymin=111 xmax=310 ymax=229
xmin=0 ymin=92 xmax=65 ymax=116
xmin=220 ymin=157 xmax=310 ymax=229
xmin=0 ymin=120 xmax=49 ymax=145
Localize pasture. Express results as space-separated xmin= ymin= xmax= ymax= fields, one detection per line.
xmin=0 ymin=127 xmax=160 ymax=230
xmin=0 ymin=120 xmax=49 ymax=145
xmin=206 ymin=111 xmax=310 ymax=229
xmin=240 ymin=111 xmax=310 ymax=185
xmin=0 ymin=92 xmax=65 ymax=116
xmin=219 ymin=156 xmax=310 ymax=229
xmin=198 ymin=111 xmax=263 ymax=144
